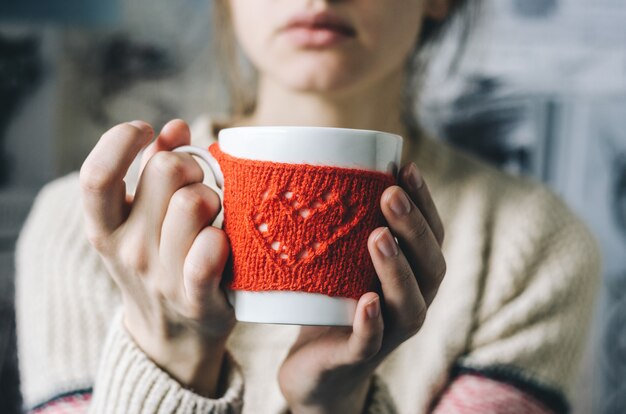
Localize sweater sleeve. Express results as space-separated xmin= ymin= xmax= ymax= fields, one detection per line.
xmin=16 ymin=173 xmax=120 ymax=407
xmin=16 ymin=173 xmax=245 ymax=413
xmin=455 ymin=185 xmax=601 ymax=412
xmin=89 ymin=312 xmax=244 ymax=414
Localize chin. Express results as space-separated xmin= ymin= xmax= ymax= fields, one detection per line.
xmin=286 ymin=74 xmax=356 ymax=94
xmin=277 ymin=60 xmax=368 ymax=95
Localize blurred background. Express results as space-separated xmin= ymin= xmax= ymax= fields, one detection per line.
xmin=0 ymin=0 xmax=624 ymax=413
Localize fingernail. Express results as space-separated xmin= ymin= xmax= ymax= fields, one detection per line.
xmin=366 ymin=297 xmax=380 ymax=319
xmin=375 ymin=227 xmax=398 ymax=257
xmin=407 ymin=163 xmax=423 ymax=190
xmin=389 ymin=189 xmax=411 ymax=216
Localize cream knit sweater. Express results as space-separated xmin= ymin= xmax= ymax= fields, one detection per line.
xmin=16 ymin=119 xmax=601 ymax=413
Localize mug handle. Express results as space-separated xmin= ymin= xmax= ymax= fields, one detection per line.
xmin=173 ymin=145 xmax=224 ymax=188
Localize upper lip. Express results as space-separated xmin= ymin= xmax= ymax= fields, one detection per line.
xmin=283 ymin=11 xmax=356 ymax=36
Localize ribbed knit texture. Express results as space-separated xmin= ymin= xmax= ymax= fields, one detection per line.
xmin=16 ymin=117 xmax=601 ymax=413
xmin=88 ymin=312 xmax=243 ymax=414
xmin=15 ymin=174 xmax=120 ymax=406
xmin=209 ymin=143 xmax=394 ymax=299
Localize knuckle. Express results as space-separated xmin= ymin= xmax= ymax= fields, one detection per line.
xmin=80 ymin=161 xmax=115 ymax=193
xmin=402 ymin=308 xmax=426 ymax=339
xmin=391 ymin=261 xmax=414 ymax=289
xmin=184 ymin=259 xmax=211 ymax=287
xmin=85 ymin=228 xmax=110 ymax=253
xmin=181 ymin=301 xmax=205 ymax=320
xmin=404 ymin=320 xmax=421 ymax=338
xmin=150 ymin=151 xmax=188 ymax=178
xmin=171 ymin=188 xmax=207 ymax=217
xmin=408 ymin=216 xmax=431 ymax=242
xmin=206 ymin=188 xmax=222 ymax=214
xmin=118 ymin=241 xmax=150 ymax=274
xmin=415 ymin=307 xmax=428 ymax=330
xmin=353 ymin=343 xmax=380 ymax=362
xmin=397 ymin=268 xmax=414 ymax=288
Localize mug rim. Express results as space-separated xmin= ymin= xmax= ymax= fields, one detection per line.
xmin=218 ymin=125 xmax=403 ymax=144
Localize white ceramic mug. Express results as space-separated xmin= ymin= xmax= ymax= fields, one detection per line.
xmin=175 ymin=126 xmax=402 ymax=326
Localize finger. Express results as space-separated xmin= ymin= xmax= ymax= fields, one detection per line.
xmin=368 ymin=227 xmax=427 ymax=342
xmin=399 ymin=163 xmax=444 ymax=245
xmin=80 ymin=121 xmax=154 ymax=246
xmin=343 ymin=292 xmax=384 ymax=364
xmin=381 ymin=186 xmax=446 ymax=305
xmin=129 ymin=151 xmax=205 ymax=241
xmin=160 ymin=183 xmax=221 ymax=277
xmin=182 ymin=226 xmax=231 ymax=315
xmin=140 ymin=119 xmax=192 ymax=174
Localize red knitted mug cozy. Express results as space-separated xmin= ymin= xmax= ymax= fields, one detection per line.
xmin=209 ymin=143 xmax=396 ymax=300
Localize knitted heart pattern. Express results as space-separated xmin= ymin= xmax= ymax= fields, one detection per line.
xmin=209 ymin=143 xmax=395 ymax=299
xmin=252 ymin=184 xmax=370 ymax=264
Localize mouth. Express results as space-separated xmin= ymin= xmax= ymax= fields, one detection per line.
xmin=281 ymin=11 xmax=357 ymax=48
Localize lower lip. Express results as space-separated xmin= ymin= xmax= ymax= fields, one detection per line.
xmin=282 ymin=27 xmax=354 ymax=48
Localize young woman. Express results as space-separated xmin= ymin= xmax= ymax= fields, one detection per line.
xmin=17 ymin=1 xmax=600 ymax=413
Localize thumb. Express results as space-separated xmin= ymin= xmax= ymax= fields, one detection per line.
xmin=343 ymin=292 xmax=384 ymax=364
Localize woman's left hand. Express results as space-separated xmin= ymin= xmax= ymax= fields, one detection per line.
xmin=278 ymin=163 xmax=446 ymax=414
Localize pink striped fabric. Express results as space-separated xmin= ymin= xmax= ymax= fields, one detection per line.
xmin=29 ymin=374 xmax=555 ymax=413
xmin=31 ymin=392 xmax=92 ymax=414
xmin=433 ymin=374 xmax=555 ymax=414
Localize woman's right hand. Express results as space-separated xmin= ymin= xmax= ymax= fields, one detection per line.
xmin=79 ymin=119 xmax=235 ymax=397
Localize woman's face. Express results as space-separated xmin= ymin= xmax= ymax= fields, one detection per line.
xmin=228 ymin=0 xmax=430 ymax=95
